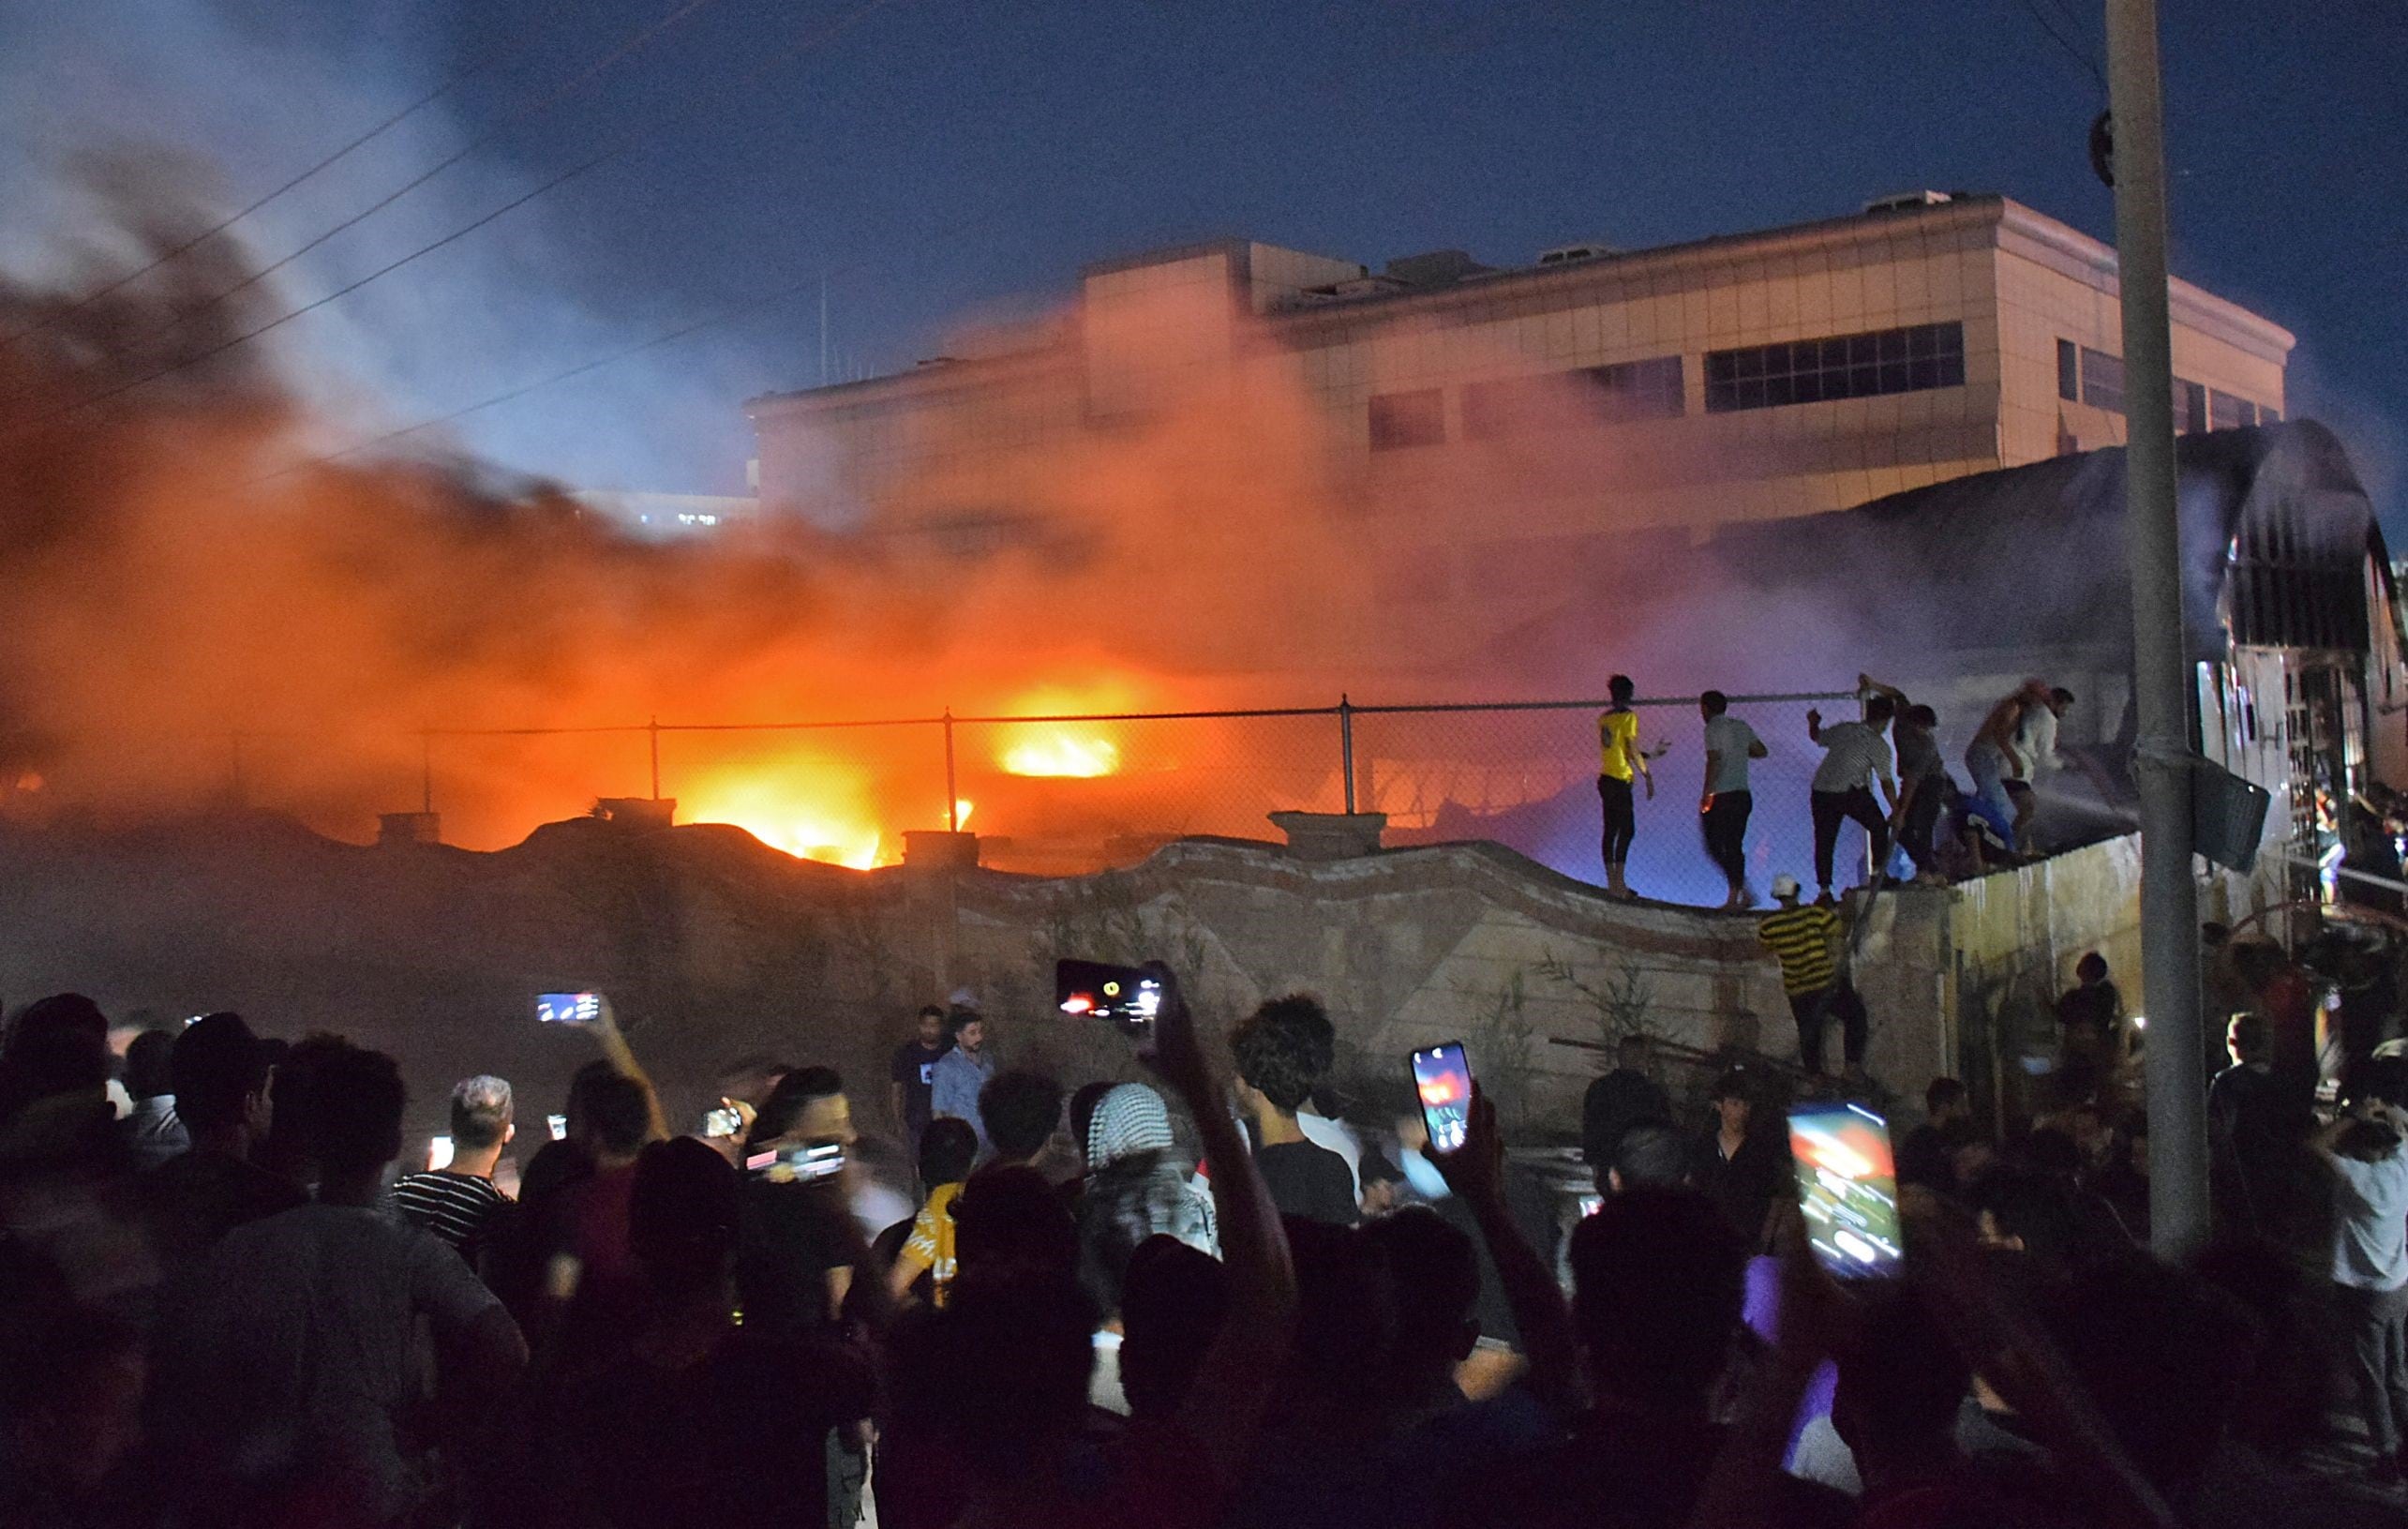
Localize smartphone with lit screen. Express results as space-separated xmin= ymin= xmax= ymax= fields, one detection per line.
xmin=1787 ymin=1102 xmax=1904 ymax=1279
xmin=1410 ymin=1041 xmax=1473 ymax=1156
xmin=704 ymin=1105 xmax=743 ymax=1138
xmin=1055 ymin=959 xmax=1161 ymax=1038
xmin=427 ymin=1135 xmax=454 ymax=1172
xmin=536 ymin=992 xmax=602 ymax=1026
xmin=546 ymin=1114 xmax=568 ymax=1142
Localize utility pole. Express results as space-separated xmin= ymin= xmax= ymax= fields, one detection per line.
xmin=2105 ymin=0 xmax=2209 ymax=1257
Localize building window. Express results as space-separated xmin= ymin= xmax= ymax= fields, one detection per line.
xmin=1460 ymin=376 xmax=1546 ymax=440
xmin=2210 ymin=391 xmax=2259 ymax=430
xmin=2176 ymin=379 xmax=2207 ymax=434
xmin=2057 ymin=339 xmax=2080 ymax=403
xmin=1703 ymin=322 xmax=1963 ymax=413
xmin=1369 ymin=389 xmax=1445 ymax=450
xmin=1461 ymin=354 xmax=1683 ymax=440
xmin=2078 ymin=347 xmax=2125 ymax=415
xmin=1579 ymin=355 xmax=1684 ymax=421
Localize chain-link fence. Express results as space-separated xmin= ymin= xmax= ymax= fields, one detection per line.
xmin=84 ymin=689 xmax=1880 ymax=907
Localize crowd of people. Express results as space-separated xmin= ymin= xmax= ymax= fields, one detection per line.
xmin=1601 ymin=674 xmax=2084 ymax=908
xmin=2 ymin=961 xmax=2406 ymax=1529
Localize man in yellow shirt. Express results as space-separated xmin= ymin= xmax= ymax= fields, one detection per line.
xmin=1757 ymin=874 xmax=1862 ymax=1075
xmin=1597 ymin=673 xmax=1657 ymax=899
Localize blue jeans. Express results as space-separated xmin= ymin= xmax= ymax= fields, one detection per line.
xmin=1965 ymin=742 xmax=2018 ymax=844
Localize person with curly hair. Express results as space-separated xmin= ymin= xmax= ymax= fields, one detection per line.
xmin=1228 ymin=996 xmax=1355 ymax=1226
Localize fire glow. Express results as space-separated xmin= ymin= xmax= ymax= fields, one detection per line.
xmin=1000 ymin=730 xmax=1122 ymax=778
xmin=681 ymin=758 xmax=887 ymax=870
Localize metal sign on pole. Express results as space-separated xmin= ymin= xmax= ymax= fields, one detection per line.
xmin=2105 ymin=0 xmax=2211 ymax=1257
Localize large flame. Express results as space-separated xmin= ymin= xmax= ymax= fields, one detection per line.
xmin=1000 ymin=731 xmax=1122 ymax=778
xmin=681 ymin=756 xmax=889 ymax=869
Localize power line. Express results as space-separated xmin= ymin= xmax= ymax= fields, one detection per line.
xmin=245 ymin=72 xmax=1176 ymax=487
xmin=28 ymin=0 xmax=901 ymax=430
xmin=74 ymin=0 xmax=735 ymax=367
xmin=2009 ymin=0 xmax=2107 ymax=92
xmin=0 ymin=8 xmax=561 ymax=352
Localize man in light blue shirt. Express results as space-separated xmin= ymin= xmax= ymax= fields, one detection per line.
xmin=2320 ymin=1094 xmax=2408 ymax=1463
xmin=929 ymin=1012 xmax=995 ymax=1151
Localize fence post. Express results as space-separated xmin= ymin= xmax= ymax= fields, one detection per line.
xmin=944 ymin=710 xmax=959 ymax=832
xmin=648 ymin=717 xmax=662 ymax=802
xmin=1339 ymin=695 xmax=1356 ymax=816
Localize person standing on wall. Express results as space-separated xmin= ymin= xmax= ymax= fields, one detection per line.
xmin=1805 ymin=694 xmax=1899 ymax=903
xmin=1757 ymin=874 xmax=1860 ymax=1075
xmin=1597 ymin=674 xmax=1663 ymax=901
xmin=2006 ymin=685 xmax=2075 ymax=854
xmin=1698 ymin=690 xmax=1769 ymax=909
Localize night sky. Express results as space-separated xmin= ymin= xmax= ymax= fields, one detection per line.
xmin=5 ymin=0 xmax=2402 ymax=532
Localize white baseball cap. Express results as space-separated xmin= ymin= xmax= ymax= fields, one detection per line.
xmin=1771 ymin=874 xmax=1802 ymax=899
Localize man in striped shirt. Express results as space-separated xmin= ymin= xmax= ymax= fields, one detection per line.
xmin=1757 ymin=876 xmax=1854 ymax=1075
xmin=394 ymin=1074 xmax=516 ymax=1256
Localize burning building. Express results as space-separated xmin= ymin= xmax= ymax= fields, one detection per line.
xmin=748 ymin=191 xmax=2293 ymax=672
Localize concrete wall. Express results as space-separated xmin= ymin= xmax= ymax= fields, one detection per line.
xmin=0 ymin=813 xmax=2159 ymax=1149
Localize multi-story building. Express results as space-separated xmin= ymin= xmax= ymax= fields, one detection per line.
xmin=748 ymin=192 xmax=2292 ymax=627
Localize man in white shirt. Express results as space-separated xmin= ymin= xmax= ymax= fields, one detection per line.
xmin=2005 ymin=685 xmax=2074 ymax=853
xmin=1698 ymin=690 xmax=1771 ymax=909
xmin=1805 ymin=696 xmax=1899 ymax=904
xmin=150 ymin=1042 xmax=528 ymax=1525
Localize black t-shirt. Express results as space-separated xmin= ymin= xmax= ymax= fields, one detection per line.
xmin=1252 ymin=1140 xmax=1358 ymax=1226
xmin=890 ymin=1040 xmax=949 ymax=1134
xmin=734 ymin=1174 xmax=852 ymax=1338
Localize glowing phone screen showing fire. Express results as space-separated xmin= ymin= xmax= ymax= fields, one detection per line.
xmin=1411 ymin=1042 xmax=1473 ymax=1156
xmin=1788 ymin=1102 xmax=1905 ymax=1279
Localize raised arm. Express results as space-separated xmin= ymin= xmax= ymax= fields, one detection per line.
xmin=1431 ymin=1086 xmax=1582 ymax=1417
xmin=1145 ymin=967 xmax=1297 ymax=1484
xmin=587 ymin=999 xmax=668 ymax=1142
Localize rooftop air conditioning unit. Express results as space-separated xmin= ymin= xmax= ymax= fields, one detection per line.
xmin=1537 ymin=242 xmax=1615 ymax=266
xmin=1861 ymin=190 xmax=1953 ymax=215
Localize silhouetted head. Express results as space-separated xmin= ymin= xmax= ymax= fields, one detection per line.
xmin=1700 ymin=690 xmax=1727 ymax=718
xmin=1570 ymin=1186 xmax=1745 ymax=1412
xmin=171 ymin=1012 xmax=274 ymax=1136
xmin=1608 ymin=674 xmax=1637 ymax=707
xmin=918 ymin=1116 xmax=978 ymax=1190
xmin=1832 ymin=1291 xmax=1971 ymax=1483
xmin=1230 ymin=995 xmax=1336 ymax=1116
xmin=744 ymin=1065 xmax=846 ymax=1153
xmin=1864 ymin=695 xmax=1895 ymax=728
xmin=123 ymin=1029 xmax=177 ymax=1102
xmin=1611 ymin=1121 xmax=1692 ymax=1192
xmin=980 ymin=1071 xmax=1064 ymax=1163
xmin=306 ymin=1042 xmax=406 ymax=1182
xmin=1924 ymin=1076 xmax=1967 ymax=1122
xmin=572 ymin=1063 xmax=658 ymax=1162
xmin=630 ymin=1135 xmax=741 ymax=1304
xmin=0 ymin=995 xmax=110 ymax=1118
